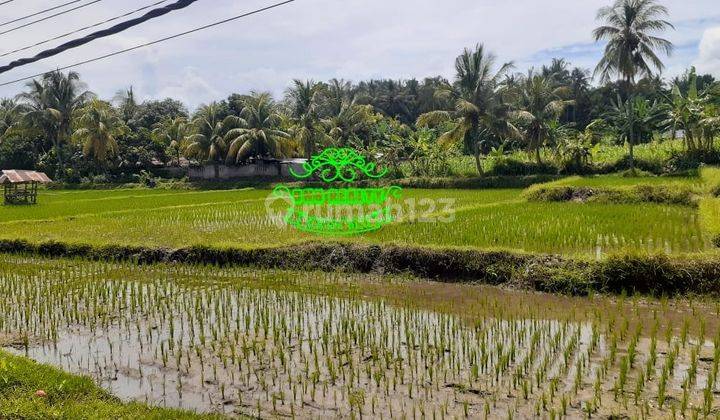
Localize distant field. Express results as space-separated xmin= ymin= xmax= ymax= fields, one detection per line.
xmin=541 ymin=174 xmax=704 ymax=188
xmin=0 ymin=176 xmax=714 ymax=257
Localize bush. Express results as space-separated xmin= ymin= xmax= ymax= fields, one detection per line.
xmin=592 ymin=254 xmax=720 ymax=295
xmin=384 ymin=175 xmax=562 ymax=189
xmin=665 ymin=150 xmax=720 ymax=173
xmin=0 ymin=136 xmax=37 ymax=170
xmin=596 ymin=155 xmax=665 ymax=175
xmin=487 ymin=157 xmax=559 ymax=176
xmin=525 ymin=184 xmax=698 ymax=206
xmin=2 ymin=239 xmax=720 ymax=297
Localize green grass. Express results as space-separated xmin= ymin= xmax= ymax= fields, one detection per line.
xmin=539 ymin=174 xmax=702 ymax=188
xmin=436 ymin=140 xmax=686 ymax=177
xmin=588 ymin=139 xmax=684 ymax=166
xmin=0 ymin=350 xmax=215 ymax=419
xmin=0 ymin=184 xmax=711 ymax=257
xmin=372 ymin=200 xmax=706 ymax=256
xmin=699 ymin=197 xmax=720 ymax=237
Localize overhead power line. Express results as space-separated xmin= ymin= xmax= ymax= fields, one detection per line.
xmin=0 ymin=0 xmax=296 ymax=87
xmin=0 ymin=0 xmax=103 ymax=36
xmin=0 ymin=0 xmax=83 ymax=27
xmin=0 ymin=0 xmax=201 ymax=74
xmin=1 ymin=0 xmax=171 ymax=58
xmin=0 ymin=1 xmax=15 ymax=7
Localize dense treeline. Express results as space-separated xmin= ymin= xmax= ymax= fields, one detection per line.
xmin=0 ymin=0 xmax=718 ymax=182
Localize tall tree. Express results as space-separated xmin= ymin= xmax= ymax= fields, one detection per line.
xmin=72 ymin=99 xmax=125 ymax=164
xmin=224 ymin=92 xmax=290 ymax=164
xmin=325 ymin=103 xmax=378 ymax=149
xmin=285 ymin=80 xmax=329 ymax=159
xmin=510 ymin=71 xmax=574 ymax=163
xmin=593 ymin=0 xmax=674 ymax=88
xmin=15 ymin=71 xmax=93 ymax=177
xmin=113 ymin=86 xmax=138 ymax=124
xmin=593 ymin=0 xmax=673 ymax=167
xmin=321 ymin=79 xmax=355 ymax=117
xmin=152 ymin=117 xmax=189 ymax=165
xmin=565 ymin=67 xmax=592 ymax=126
xmin=185 ymin=102 xmax=235 ymax=163
xmin=0 ymin=98 xmax=17 ymax=138
xmin=132 ymin=98 xmax=188 ymax=131
xmin=542 ymin=58 xmax=571 ymax=87
xmin=428 ymin=44 xmax=517 ymax=174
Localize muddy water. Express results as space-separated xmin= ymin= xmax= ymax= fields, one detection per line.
xmin=5 ymin=282 xmax=593 ymax=417
xmin=1 ymin=258 xmax=719 ymax=418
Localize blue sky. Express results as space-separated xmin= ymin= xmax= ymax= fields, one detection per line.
xmin=0 ymin=0 xmax=718 ymax=109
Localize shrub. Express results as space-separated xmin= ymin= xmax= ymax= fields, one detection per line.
xmin=383 ymin=175 xmax=562 ymax=189
xmin=524 ymin=184 xmax=698 ymax=206
xmin=1 ymin=239 xmax=720 ymax=297
xmin=665 ymin=150 xmax=720 ymax=173
xmin=487 ymin=157 xmax=559 ymax=176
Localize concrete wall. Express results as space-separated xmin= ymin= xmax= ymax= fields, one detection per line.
xmin=188 ymin=162 xmax=307 ymax=180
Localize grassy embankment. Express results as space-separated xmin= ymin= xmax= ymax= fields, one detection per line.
xmin=0 ymin=350 xmax=215 ymax=419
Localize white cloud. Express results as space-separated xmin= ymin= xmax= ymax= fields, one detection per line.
xmin=695 ymin=27 xmax=720 ymax=77
xmin=0 ymin=0 xmax=717 ymax=107
xmin=155 ymin=67 xmax=220 ymax=108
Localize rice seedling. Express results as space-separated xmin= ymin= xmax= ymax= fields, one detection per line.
xmin=0 ymin=185 xmax=711 ymax=257
xmin=0 ymin=255 xmax=717 ymax=417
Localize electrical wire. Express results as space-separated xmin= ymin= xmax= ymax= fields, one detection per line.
xmin=0 ymin=0 xmax=295 ymax=87
xmin=0 ymin=0 xmax=200 ymax=73
xmin=1 ymin=0 xmax=171 ymax=58
xmin=0 ymin=0 xmax=83 ymax=27
xmin=0 ymin=0 xmax=103 ymax=36
xmin=0 ymin=1 xmax=15 ymax=7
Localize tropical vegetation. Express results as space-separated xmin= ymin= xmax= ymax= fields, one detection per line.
xmin=0 ymin=0 xmax=716 ymax=185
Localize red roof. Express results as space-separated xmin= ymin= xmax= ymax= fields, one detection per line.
xmin=0 ymin=170 xmax=52 ymax=184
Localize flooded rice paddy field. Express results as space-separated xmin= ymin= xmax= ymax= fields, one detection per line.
xmin=1 ymin=256 xmax=719 ymax=418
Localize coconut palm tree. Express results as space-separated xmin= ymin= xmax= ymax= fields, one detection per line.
xmin=185 ymin=102 xmax=236 ymax=163
xmin=321 ymin=79 xmax=355 ymax=117
xmin=593 ymin=0 xmax=673 ymax=168
xmin=224 ymin=92 xmax=290 ymax=164
xmin=113 ymin=86 xmax=138 ymax=124
xmin=424 ymin=44 xmax=516 ymax=174
xmin=542 ymin=58 xmax=571 ymax=87
xmin=593 ymin=0 xmax=674 ymax=88
xmin=564 ymin=67 xmax=592 ymax=125
xmin=0 ymin=99 xmax=18 ymax=138
xmin=72 ymin=99 xmax=125 ymax=163
xmin=510 ymin=70 xmax=574 ymax=163
xmin=374 ymin=79 xmax=415 ymax=123
xmin=15 ymin=71 xmax=93 ymax=176
xmin=152 ymin=117 xmax=189 ymax=165
xmin=285 ymin=80 xmax=329 ymax=159
xmin=325 ymin=103 xmax=378 ymax=149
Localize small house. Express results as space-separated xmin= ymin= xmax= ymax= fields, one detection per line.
xmin=0 ymin=170 xmax=52 ymax=205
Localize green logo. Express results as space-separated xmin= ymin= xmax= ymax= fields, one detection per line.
xmin=289 ymin=148 xmax=387 ymax=182
xmin=271 ymin=148 xmax=403 ymax=236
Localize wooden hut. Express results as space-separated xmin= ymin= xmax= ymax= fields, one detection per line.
xmin=0 ymin=170 xmax=52 ymax=205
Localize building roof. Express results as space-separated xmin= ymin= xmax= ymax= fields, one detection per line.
xmin=0 ymin=170 xmax=52 ymax=185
